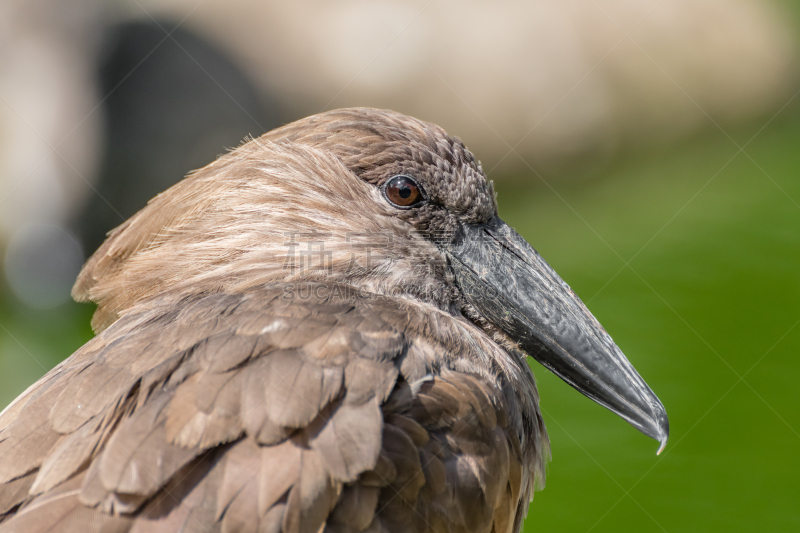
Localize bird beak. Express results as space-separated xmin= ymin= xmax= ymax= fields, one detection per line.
xmin=445 ymin=218 xmax=669 ymax=453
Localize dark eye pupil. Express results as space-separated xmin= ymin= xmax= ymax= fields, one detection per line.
xmin=384 ymin=175 xmax=424 ymax=208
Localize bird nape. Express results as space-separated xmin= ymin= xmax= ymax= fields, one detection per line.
xmin=0 ymin=108 xmax=667 ymax=533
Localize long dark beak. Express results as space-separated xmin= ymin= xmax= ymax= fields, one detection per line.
xmin=446 ymin=218 xmax=669 ymax=453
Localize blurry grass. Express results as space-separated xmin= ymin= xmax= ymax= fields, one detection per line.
xmin=1 ymin=106 xmax=800 ymax=531
xmin=777 ymin=0 xmax=800 ymax=29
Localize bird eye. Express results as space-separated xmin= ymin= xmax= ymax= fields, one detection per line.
xmin=383 ymin=175 xmax=425 ymax=208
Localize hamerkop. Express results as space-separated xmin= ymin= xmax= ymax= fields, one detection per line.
xmin=0 ymin=108 xmax=668 ymax=532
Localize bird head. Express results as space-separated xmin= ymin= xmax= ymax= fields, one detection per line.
xmin=74 ymin=107 xmax=668 ymax=451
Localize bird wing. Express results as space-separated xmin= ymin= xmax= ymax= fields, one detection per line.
xmin=0 ymin=283 xmax=529 ymax=533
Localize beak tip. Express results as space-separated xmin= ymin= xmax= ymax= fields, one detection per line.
xmin=654 ymin=409 xmax=669 ymax=455
xmin=656 ymin=434 xmax=668 ymax=455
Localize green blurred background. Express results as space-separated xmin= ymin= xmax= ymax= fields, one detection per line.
xmin=2 ymin=1 xmax=800 ymax=532
xmin=503 ymin=107 xmax=800 ymax=532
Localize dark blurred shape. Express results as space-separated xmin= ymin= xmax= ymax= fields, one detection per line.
xmin=4 ymin=224 xmax=84 ymax=309
xmin=73 ymin=19 xmax=281 ymax=255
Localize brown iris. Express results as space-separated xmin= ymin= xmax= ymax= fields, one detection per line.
xmin=384 ymin=175 xmax=424 ymax=208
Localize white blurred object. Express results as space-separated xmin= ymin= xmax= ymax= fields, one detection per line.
xmin=0 ymin=0 xmax=103 ymax=239
xmin=137 ymin=0 xmax=798 ymax=167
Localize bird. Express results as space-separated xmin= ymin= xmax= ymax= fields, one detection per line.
xmin=0 ymin=108 xmax=668 ymax=533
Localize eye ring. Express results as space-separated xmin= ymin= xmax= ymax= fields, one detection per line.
xmin=383 ymin=175 xmax=426 ymax=209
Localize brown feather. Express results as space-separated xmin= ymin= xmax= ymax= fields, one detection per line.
xmin=283 ymin=448 xmax=340 ymax=533
xmin=29 ymin=419 xmax=101 ymax=495
xmin=0 ymin=469 xmax=37 ymax=517
xmin=131 ymin=450 xmax=222 ymax=533
xmin=96 ymin=393 xmax=199 ymax=499
xmin=165 ymin=372 xmax=244 ymax=449
xmin=263 ymin=352 xmax=338 ymax=429
xmin=327 ymin=483 xmax=380 ymax=531
xmin=0 ymin=473 xmax=132 ymax=533
xmin=257 ymin=440 xmax=301 ymax=517
xmin=215 ymin=438 xmax=260 ymax=526
xmin=0 ymin=422 xmax=62 ymax=486
xmin=308 ymin=398 xmax=383 ymax=483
